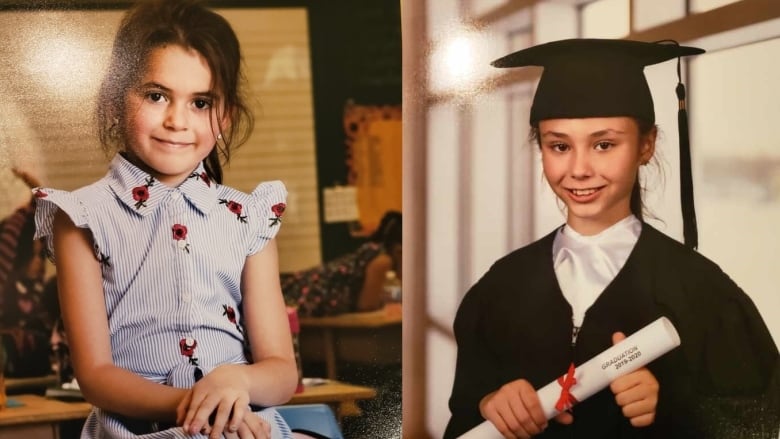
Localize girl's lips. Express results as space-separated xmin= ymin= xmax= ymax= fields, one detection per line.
xmin=566 ymin=186 xmax=604 ymax=202
xmin=154 ymin=137 xmax=191 ymax=147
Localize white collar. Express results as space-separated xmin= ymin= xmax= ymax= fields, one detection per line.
xmin=552 ymin=215 xmax=642 ymax=327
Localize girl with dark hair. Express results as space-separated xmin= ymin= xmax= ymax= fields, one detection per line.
xmin=281 ymin=211 xmax=402 ymax=317
xmin=33 ymin=1 xmax=297 ymax=437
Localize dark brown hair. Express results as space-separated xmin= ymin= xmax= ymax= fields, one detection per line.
xmin=369 ymin=211 xmax=402 ymax=250
xmin=530 ymin=118 xmax=656 ymax=221
xmin=95 ymin=0 xmax=253 ymax=184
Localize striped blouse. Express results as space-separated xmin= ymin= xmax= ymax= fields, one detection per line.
xmin=33 ymin=153 xmax=292 ymax=438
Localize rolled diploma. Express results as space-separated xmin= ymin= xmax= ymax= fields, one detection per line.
xmin=458 ymin=316 xmax=681 ymax=439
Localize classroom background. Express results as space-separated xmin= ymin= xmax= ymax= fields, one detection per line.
xmin=402 ymin=0 xmax=780 ymax=437
xmin=0 ymin=1 xmax=401 ymax=438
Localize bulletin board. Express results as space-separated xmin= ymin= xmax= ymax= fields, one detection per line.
xmin=343 ymin=102 xmax=402 ymax=234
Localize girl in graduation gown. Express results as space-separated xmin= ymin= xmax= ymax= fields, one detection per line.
xmin=444 ymin=39 xmax=780 ymax=439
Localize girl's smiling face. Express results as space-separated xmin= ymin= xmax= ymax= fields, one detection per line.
xmin=539 ymin=117 xmax=655 ymax=235
xmin=123 ymin=44 xmax=223 ymax=187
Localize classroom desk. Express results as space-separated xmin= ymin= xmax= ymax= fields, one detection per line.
xmin=5 ymin=375 xmax=59 ymax=394
xmin=299 ymin=307 xmax=402 ymax=380
xmin=0 ymin=394 xmax=90 ymax=439
xmin=290 ymin=380 xmax=377 ymax=420
xmin=0 ymin=381 xmax=375 ymax=437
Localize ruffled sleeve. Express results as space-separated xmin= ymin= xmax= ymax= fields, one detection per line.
xmin=246 ymin=180 xmax=287 ymax=256
xmin=32 ymin=188 xmax=93 ymax=263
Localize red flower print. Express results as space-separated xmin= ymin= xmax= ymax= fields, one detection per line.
xmin=33 ymin=189 xmax=47 ymax=198
xmin=189 ymin=171 xmax=211 ymax=187
xmin=132 ymin=186 xmax=149 ymax=209
xmin=269 ymin=202 xmax=285 ymax=226
xmin=200 ymin=172 xmax=211 ymax=187
xmin=219 ymin=199 xmax=247 ymax=223
xmin=222 ymin=304 xmax=243 ymax=333
xmin=227 ymin=201 xmax=242 ymax=215
xmin=272 ymin=203 xmax=285 ymax=217
xmin=131 ymin=177 xmax=155 ymax=209
xmin=179 ymin=337 xmax=199 ymax=366
xmin=222 ymin=305 xmax=237 ymax=324
xmin=172 ymin=224 xmax=190 ymax=253
xmin=172 ymin=224 xmax=188 ymax=240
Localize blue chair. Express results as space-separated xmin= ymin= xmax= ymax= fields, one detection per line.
xmin=276 ymin=404 xmax=344 ymax=439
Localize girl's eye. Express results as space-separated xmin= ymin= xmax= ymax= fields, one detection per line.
xmin=193 ymin=99 xmax=211 ymax=110
xmin=549 ymin=143 xmax=569 ymax=152
xmin=147 ymin=92 xmax=165 ymax=103
xmin=595 ymin=141 xmax=614 ymax=151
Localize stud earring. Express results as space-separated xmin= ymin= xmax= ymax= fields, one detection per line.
xmin=217 ymin=133 xmax=223 ymax=140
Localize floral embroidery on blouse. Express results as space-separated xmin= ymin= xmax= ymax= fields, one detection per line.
xmin=222 ymin=304 xmax=242 ymax=333
xmin=269 ymin=203 xmax=286 ymax=227
xmin=172 ymin=224 xmax=190 ymax=253
xmin=219 ymin=199 xmax=247 ymax=223
xmin=179 ymin=337 xmax=198 ymax=366
xmin=98 ymin=252 xmax=111 ymax=267
xmin=92 ymin=243 xmax=111 ymax=267
xmin=33 ymin=188 xmax=48 ymax=198
xmin=189 ymin=171 xmax=211 ymax=187
xmin=131 ymin=176 xmax=155 ymax=209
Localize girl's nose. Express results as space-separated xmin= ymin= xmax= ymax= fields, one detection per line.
xmin=570 ymin=148 xmax=593 ymax=178
xmin=163 ymin=103 xmax=188 ymax=130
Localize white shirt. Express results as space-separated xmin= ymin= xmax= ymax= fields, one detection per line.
xmin=552 ymin=215 xmax=642 ymax=329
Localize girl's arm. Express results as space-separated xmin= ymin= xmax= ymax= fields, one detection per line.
xmin=239 ymin=238 xmax=299 ymax=403
xmin=54 ymin=210 xmax=187 ymax=422
xmin=356 ymin=252 xmax=393 ymax=312
xmin=179 ymin=239 xmax=298 ymax=436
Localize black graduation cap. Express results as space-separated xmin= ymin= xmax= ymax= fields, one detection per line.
xmin=492 ymin=38 xmax=705 ymax=249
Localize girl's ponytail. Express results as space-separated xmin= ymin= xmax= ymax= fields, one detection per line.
xmin=203 ymin=148 xmax=223 ymax=185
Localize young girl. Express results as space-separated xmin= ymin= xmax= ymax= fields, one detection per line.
xmin=33 ymin=1 xmax=298 ymax=438
xmin=445 ymin=39 xmax=779 ymax=438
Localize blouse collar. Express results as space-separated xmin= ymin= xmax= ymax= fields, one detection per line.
xmin=107 ymin=153 xmax=217 ymax=217
xmin=552 ymin=214 xmax=642 ymax=327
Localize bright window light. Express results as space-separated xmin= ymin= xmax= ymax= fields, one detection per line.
xmin=429 ymin=25 xmax=493 ymax=95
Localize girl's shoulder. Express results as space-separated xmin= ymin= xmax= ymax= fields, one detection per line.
xmin=214 ymin=180 xmax=287 ymax=255
xmin=639 ymin=223 xmax=730 ymax=281
xmin=488 ymin=227 xmax=559 ymax=274
xmin=638 ymin=223 xmax=755 ymax=314
xmin=213 ymin=180 xmax=287 ymax=225
xmin=35 ymin=175 xmax=116 ymax=205
xmin=33 ymin=176 xmax=117 ymax=226
xmin=214 ymin=180 xmax=287 ymax=205
xmin=458 ymin=229 xmax=559 ymax=311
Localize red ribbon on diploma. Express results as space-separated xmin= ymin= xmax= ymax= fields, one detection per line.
xmin=555 ymin=362 xmax=579 ymax=411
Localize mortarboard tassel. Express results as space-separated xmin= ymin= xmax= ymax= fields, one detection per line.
xmin=675 ymin=59 xmax=698 ymax=250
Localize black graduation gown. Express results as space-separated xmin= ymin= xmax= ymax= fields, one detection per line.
xmin=444 ymin=223 xmax=780 ymax=439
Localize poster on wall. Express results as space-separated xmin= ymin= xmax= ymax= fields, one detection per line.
xmin=344 ymin=102 xmax=403 ymax=234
